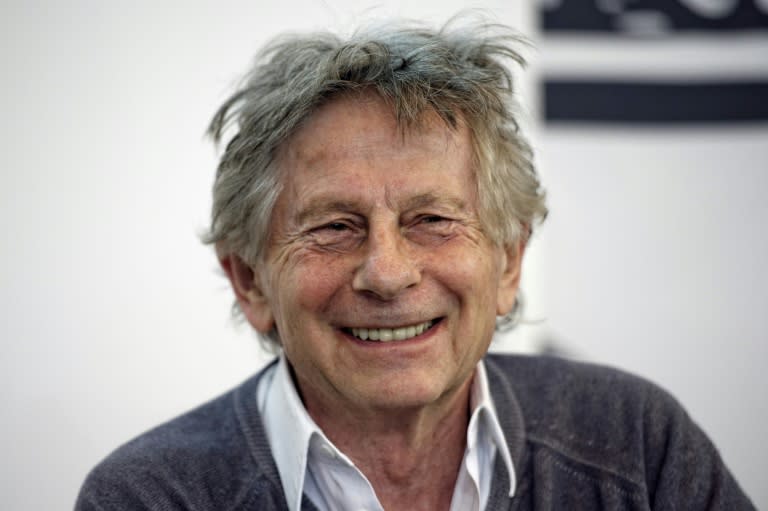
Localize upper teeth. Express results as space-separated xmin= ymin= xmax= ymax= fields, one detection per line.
xmin=351 ymin=320 xmax=434 ymax=342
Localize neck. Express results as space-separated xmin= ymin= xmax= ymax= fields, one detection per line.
xmin=300 ymin=376 xmax=474 ymax=511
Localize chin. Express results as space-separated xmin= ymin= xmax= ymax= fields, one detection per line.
xmin=352 ymin=370 xmax=468 ymax=411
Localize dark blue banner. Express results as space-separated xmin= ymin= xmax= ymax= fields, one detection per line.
xmin=541 ymin=0 xmax=768 ymax=33
xmin=544 ymin=80 xmax=768 ymax=123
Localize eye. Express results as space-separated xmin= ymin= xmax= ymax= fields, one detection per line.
xmin=305 ymin=219 xmax=365 ymax=250
xmin=406 ymin=213 xmax=457 ymax=245
xmin=321 ymin=222 xmax=350 ymax=231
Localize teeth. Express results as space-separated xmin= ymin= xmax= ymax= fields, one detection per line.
xmin=350 ymin=320 xmax=434 ymax=343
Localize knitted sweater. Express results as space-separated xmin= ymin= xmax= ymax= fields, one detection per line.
xmin=76 ymin=354 xmax=755 ymax=510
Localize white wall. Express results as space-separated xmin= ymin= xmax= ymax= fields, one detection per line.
xmin=517 ymin=125 xmax=768 ymax=507
xmin=0 ymin=1 xmax=763 ymax=509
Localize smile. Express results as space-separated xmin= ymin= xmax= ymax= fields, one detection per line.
xmin=347 ymin=320 xmax=437 ymax=342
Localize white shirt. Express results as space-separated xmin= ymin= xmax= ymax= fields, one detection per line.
xmin=257 ymin=354 xmax=516 ymax=511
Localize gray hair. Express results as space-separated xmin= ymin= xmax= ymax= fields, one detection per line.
xmin=204 ymin=16 xmax=548 ymax=346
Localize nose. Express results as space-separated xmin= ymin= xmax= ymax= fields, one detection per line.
xmin=352 ymin=226 xmax=421 ymax=300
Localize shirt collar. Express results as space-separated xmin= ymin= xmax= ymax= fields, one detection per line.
xmin=468 ymin=359 xmax=517 ymax=498
xmin=262 ymin=353 xmax=330 ymax=511
xmin=260 ymin=354 xmax=516 ymax=511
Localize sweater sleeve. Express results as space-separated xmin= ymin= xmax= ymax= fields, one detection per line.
xmin=642 ymin=385 xmax=755 ymax=510
xmin=74 ymin=458 xmax=189 ymax=511
xmin=74 ymin=448 xmax=300 ymax=511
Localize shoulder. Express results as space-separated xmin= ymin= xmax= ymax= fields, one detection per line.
xmin=76 ymin=361 xmax=287 ymax=511
xmin=484 ymin=353 xmax=755 ymax=509
xmin=486 ymin=353 xmax=678 ymax=429
xmin=486 ymin=353 xmax=673 ymax=481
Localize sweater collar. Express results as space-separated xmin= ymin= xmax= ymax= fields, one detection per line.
xmin=484 ymin=354 xmax=528 ymax=481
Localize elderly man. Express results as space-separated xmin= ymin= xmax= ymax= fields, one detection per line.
xmin=77 ymin=19 xmax=754 ymax=511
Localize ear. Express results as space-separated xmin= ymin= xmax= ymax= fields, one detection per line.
xmin=496 ymin=237 xmax=526 ymax=316
xmin=219 ymin=254 xmax=275 ymax=333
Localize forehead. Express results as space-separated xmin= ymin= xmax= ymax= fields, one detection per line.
xmin=274 ymin=93 xmax=476 ymax=210
xmin=286 ymin=94 xmax=464 ymax=159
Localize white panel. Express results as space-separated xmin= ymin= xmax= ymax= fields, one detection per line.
xmin=528 ymin=125 xmax=768 ymax=506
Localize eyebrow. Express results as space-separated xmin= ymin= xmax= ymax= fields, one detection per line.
xmin=295 ymin=199 xmax=363 ymax=225
xmin=295 ymin=192 xmax=468 ymax=225
xmin=398 ymin=192 xmax=467 ymax=213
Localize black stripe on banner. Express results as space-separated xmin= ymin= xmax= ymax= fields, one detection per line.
xmin=544 ymin=80 xmax=768 ymax=123
xmin=540 ymin=2 xmax=768 ymax=32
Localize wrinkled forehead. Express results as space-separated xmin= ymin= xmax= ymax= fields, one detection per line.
xmin=275 ymin=91 xmax=474 ymax=177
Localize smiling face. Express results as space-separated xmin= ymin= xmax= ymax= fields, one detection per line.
xmin=226 ymin=93 xmax=523 ymax=418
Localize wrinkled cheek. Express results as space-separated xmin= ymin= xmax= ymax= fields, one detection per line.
xmin=274 ymin=258 xmax=347 ymax=331
xmin=455 ymin=260 xmax=500 ymax=323
xmin=300 ymin=265 xmax=344 ymax=307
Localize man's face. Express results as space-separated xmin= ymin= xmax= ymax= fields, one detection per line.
xmin=236 ymin=94 xmax=522 ymax=417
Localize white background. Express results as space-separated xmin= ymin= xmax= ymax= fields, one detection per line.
xmin=1 ymin=1 xmax=765 ymax=509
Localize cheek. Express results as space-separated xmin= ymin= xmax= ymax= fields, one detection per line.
xmin=434 ymin=250 xmax=500 ymax=308
xmin=271 ymin=251 xmax=351 ymax=322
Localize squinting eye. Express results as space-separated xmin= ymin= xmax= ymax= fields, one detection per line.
xmin=421 ymin=215 xmax=446 ymax=223
xmin=323 ymin=222 xmax=349 ymax=231
xmin=306 ymin=220 xmax=362 ymax=249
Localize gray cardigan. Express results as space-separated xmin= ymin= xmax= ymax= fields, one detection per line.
xmin=76 ymin=354 xmax=755 ymax=510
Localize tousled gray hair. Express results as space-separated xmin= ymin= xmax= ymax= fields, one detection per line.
xmin=204 ymin=16 xmax=547 ymax=346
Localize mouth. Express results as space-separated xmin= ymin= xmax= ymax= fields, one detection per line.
xmin=343 ymin=318 xmax=441 ymax=343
